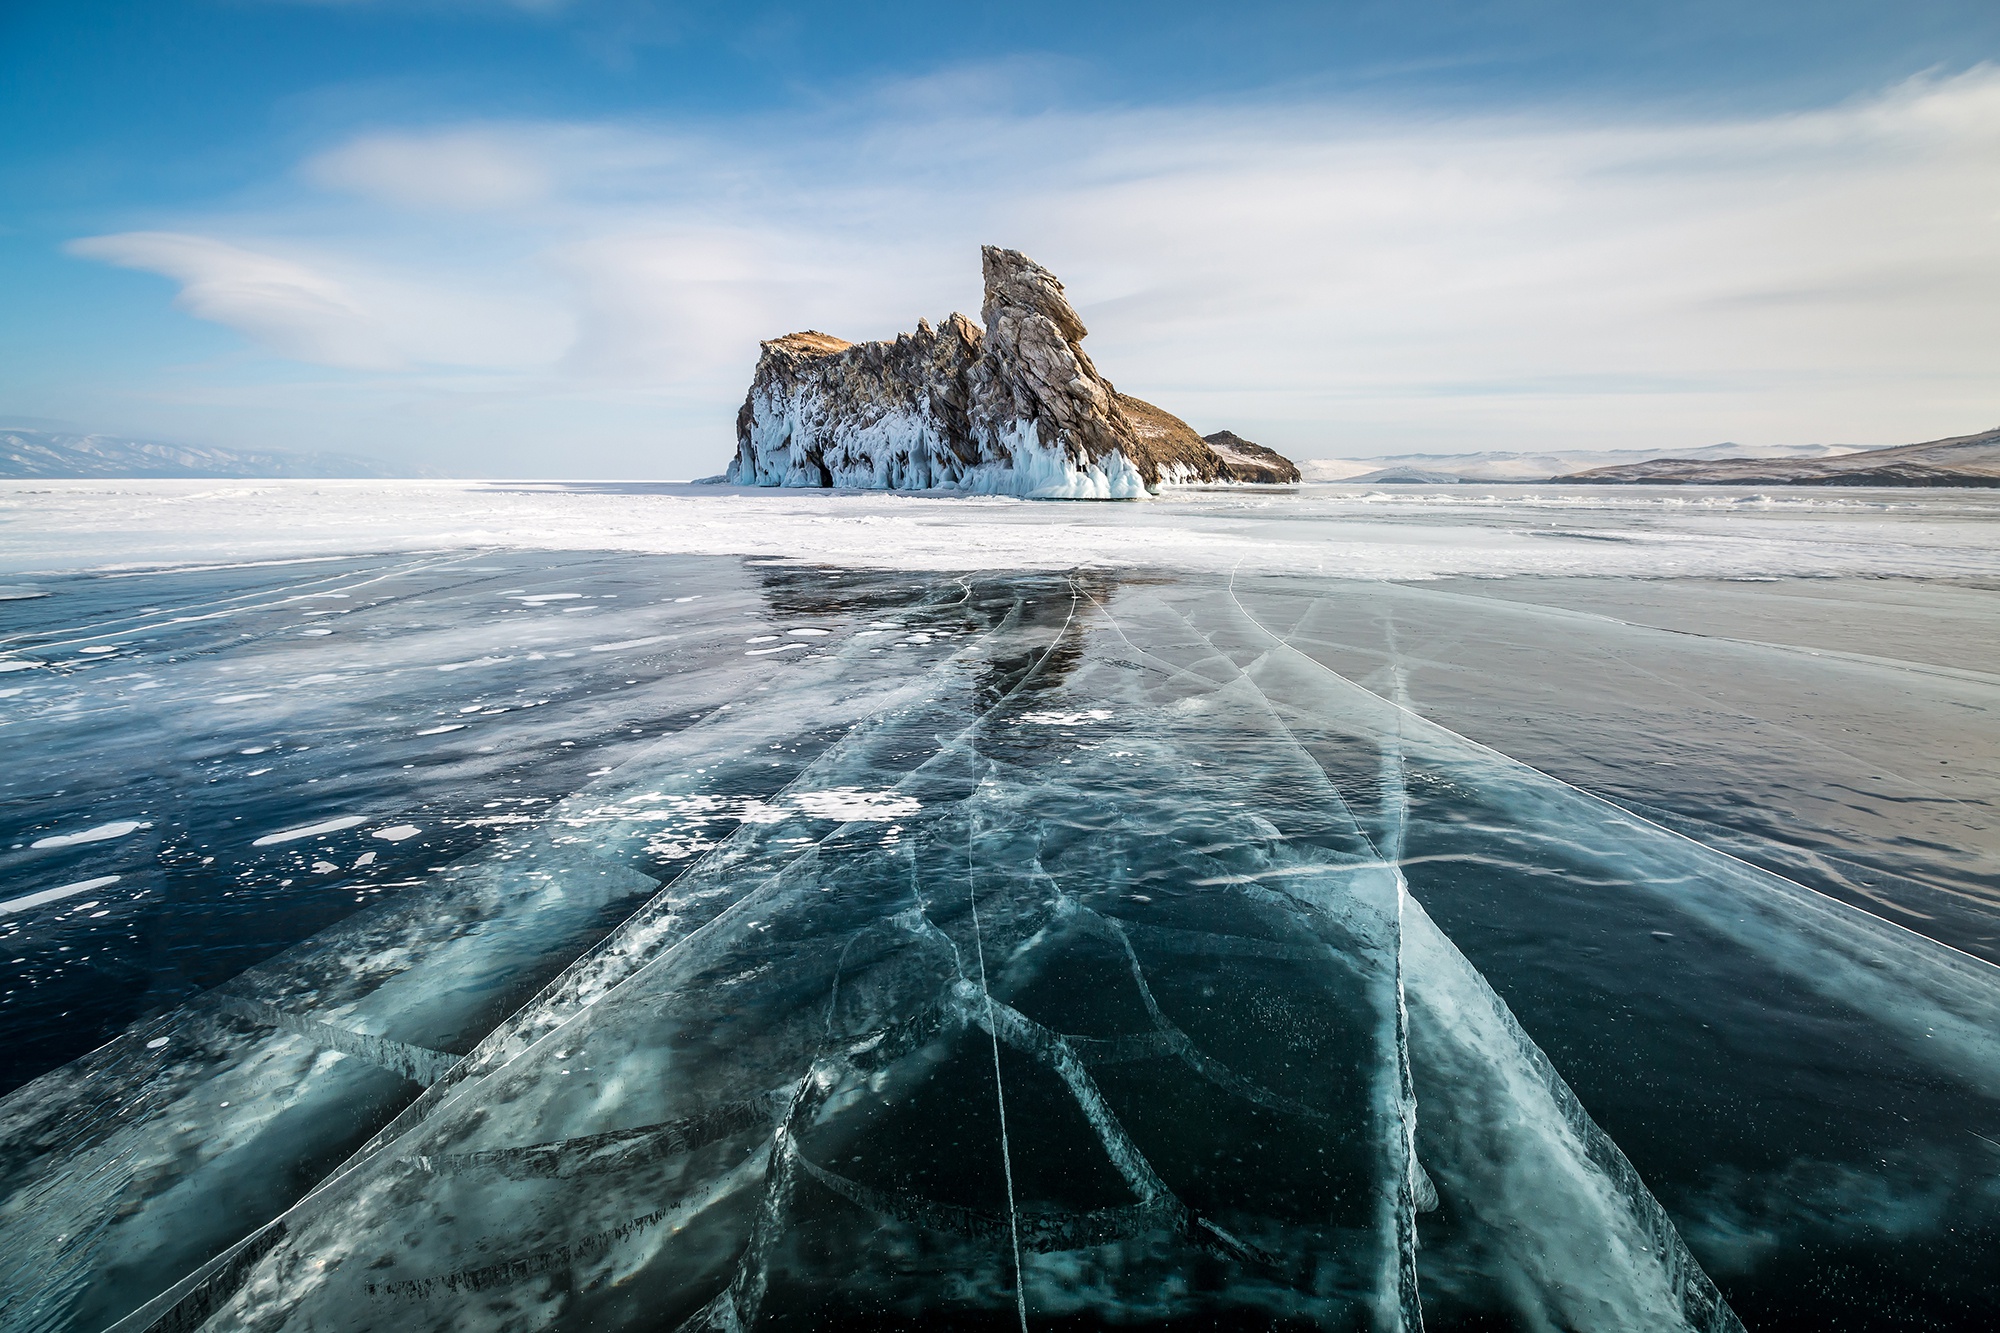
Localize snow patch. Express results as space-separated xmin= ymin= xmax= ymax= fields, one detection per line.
xmin=0 ymin=875 xmax=121 ymax=915
xmin=31 ymin=820 xmax=152 ymax=849
xmin=253 ymin=815 xmax=368 ymax=846
xmin=590 ymin=636 xmax=671 ymax=652
xmin=743 ymin=787 xmax=922 ymax=824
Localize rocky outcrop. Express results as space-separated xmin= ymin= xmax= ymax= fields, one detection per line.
xmin=1553 ymin=427 xmax=2000 ymax=487
xmin=724 ymin=247 xmax=1297 ymax=498
xmin=1201 ymin=431 xmax=1302 ymax=484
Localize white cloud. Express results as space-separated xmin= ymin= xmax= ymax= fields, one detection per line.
xmin=304 ymin=129 xmax=556 ymax=210
xmin=66 ymin=231 xmax=573 ymax=372
xmin=67 ymin=232 xmax=403 ymax=370
xmin=61 ymin=65 xmax=2000 ymax=473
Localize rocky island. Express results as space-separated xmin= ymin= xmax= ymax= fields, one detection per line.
xmin=723 ymin=247 xmax=1299 ymax=497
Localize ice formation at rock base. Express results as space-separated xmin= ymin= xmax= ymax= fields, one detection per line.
xmin=724 ymin=247 xmax=1300 ymax=499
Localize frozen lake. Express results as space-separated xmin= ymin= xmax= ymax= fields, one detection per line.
xmin=1 ymin=482 xmax=1996 ymax=1331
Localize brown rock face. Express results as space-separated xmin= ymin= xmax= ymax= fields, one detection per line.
xmin=1201 ymin=430 xmax=1304 ymax=484
xmin=724 ymin=246 xmax=1297 ymax=498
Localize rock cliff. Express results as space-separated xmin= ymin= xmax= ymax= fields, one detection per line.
xmin=724 ymin=247 xmax=1297 ymax=498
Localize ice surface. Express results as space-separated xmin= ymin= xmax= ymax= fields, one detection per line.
xmin=5 ymin=479 xmax=2000 ymax=582
xmin=117 ymin=580 xmax=1424 ymax=1331
xmin=1227 ymin=576 xmax=2000 ymax=960
xmin=1 ymin=489 xmax=1995 ymax=1330
xmin=1187 ymin=580 xmax=2000 ymax=1327
xmin=1 ymin=562 xmax=1038 ymax=1332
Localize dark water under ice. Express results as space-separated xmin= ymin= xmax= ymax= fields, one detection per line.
xmin=1 ymin=553 xmax=1996 ymax=1332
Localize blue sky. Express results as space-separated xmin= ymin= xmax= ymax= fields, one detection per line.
xmin=5 ymin=1 xmax=1999 ymax=476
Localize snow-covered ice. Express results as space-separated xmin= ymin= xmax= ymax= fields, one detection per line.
xmin=3 ymin=478 xmax=2000 ymax=582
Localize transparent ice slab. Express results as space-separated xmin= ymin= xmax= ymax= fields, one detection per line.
xmin=0 ymin=567 xmax=1060 ymax=1333
xmin=9 ymin=561 xmax=1989 ymax=1329
xmin=1102 ymin=588 xmax=1744 ymax=1333
xmin=1190 ymin=579 xmax=2000 ymax=1329
xmin=0 ymin=551 xmax=821 ymax=1087
xmin=1228 ymin=575 xmax=2000 ymax=958
xmin=144 ymin=580 xmax=1425 ymax=1331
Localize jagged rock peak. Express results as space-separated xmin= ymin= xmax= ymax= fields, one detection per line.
xmin=723 ymin=247 xmax=1299 ymax=499
xmin=981 ymin=246 xmax=1088 ymax=345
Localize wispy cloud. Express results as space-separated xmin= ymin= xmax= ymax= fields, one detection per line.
xmin=64 ymin=64 xmax=2000 ymax=471
xmin=66 ymin=232 xmax=403 ymax=370
xmin=304 ymin=129 xmax=559 ymax=210
xmin=66 ymin=230 xmax=572 ymax=372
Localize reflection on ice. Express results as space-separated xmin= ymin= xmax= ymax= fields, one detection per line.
xmin=0 ymin=559 xmax=1994 ymax=1330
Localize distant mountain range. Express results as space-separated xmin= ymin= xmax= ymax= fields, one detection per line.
xmin=1551 ymin=426 xmax=2000 ymax=487
xmin=11 ymin=420 xmax=1994 ymax=488
xmin=1299 ymin=441 xmax=1858 ymax=485
xmin=0 ymin=427 xmax=424 ymax=479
